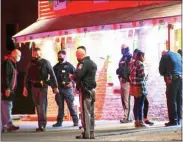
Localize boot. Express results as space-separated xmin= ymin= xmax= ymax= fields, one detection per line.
xmin=138 ymin=120 xmax=148 ymax=128
xmin=134 ymin=120 xmax=139 ymax=128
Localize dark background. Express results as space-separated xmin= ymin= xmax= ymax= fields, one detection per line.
xmin=2 ymin=0 xmax=38 ymax=114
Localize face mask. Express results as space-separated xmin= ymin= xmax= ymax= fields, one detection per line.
xmin=16 ymin=57 xmax=21 ymax=62
xmin=58 ymin=58 xmax=64 ymax=63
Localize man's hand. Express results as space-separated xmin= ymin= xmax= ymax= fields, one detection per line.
xmin=53 ymin=88 xmax=59 ymax=94
xmin=5 ymin=89 xmax=10 ymax=97
xmin=23 ymin=87 xmax=28 ymax=97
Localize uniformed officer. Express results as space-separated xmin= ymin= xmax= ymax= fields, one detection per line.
xmin=23 ymin=47 xmax=59 ymax=131
xmin=74 ymin=46 xmax=97 ymax=139
xmin=52 ymin=50 xmax=78 ymax=127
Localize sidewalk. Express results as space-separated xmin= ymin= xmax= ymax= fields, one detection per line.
xmin=13 ymin=119 xmax=168 ymax=132
xmin=3 ymin=120 xmax=181 ymax=141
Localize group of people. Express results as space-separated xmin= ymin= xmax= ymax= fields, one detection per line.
xmin=116 ymin=44 xmax=182 ymax=128
xmin=1 ymin=43 xmax=182 ymax=139
xmin=1 ymin=46 xmax=97 ymax=139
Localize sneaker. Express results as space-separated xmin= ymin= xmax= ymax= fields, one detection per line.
xmin=165 ymin=121 xmax=178 ymax=127
xmin=7 ymin=125 xmax=19 ymax=132
xmin=36 ymin=126 xmax=45 ymax=132
xmin=52 ymin=122 xmax=62 ymax=127
xmin=120 ymin=119 xmax=133 ymax=123
xmin=144 ymin=120 xmax=154 ymax=126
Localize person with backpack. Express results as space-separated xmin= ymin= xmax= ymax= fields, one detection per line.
xmin=116 ymin=44 xmax=133 ymax=123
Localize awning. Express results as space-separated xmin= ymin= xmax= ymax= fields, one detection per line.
xmin=13 ymin=1 xmax=181 ymax=42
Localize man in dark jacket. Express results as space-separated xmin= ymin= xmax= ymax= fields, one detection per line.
xmin=74 ymin=46 xmax=97 ymax=139
xmin=159 ymin=50 xmax=182 ymax=126
xmin=52 ymin=50 xmax=78 ymax=127
xmin=116 ymin=44 xmax=133 ymax=123
xmin=23 ymin=47 xmax=59 ymax=131
xmin=1 ymin=49 xmax=21 ymax=132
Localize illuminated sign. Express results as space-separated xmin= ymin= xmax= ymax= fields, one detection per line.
xmin=53 ymin=0 xmax=67 ymax=11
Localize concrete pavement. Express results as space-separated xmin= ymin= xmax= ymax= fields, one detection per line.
xmin=1 ymin=120 xmax=181 ymax=141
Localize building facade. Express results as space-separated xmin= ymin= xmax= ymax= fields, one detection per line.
xmin=13 ymin=1 xmax=181 ymax=121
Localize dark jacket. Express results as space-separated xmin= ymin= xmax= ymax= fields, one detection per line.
xmin=75 ymin=56 xmax=97 ymax=90
xmin=159 ymin=51 xmax=182 ymax=76
xmin=24 ymin=58 xmax=58 ymax=89
xmin=53 ymin=61 xmax=75 ymax=88
xmin=116 ymin=47 xmax=132 ymax=80
xmin=1 ymin=58 xmax=17 ymax=101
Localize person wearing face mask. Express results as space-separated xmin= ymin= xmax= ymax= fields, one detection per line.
xmin=1 ymin=49 xmax=21 ymax=132
xmin=116 ymin=44 xmax=133 ymax=123
xmin=23 ymin=47 xmax=59 ymax=132
xmin=73 ymin=46 xmax=97 ymax=139
xmin=52 ymin=50 xmax=78 ymax=127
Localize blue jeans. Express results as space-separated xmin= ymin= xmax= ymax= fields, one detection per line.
xmin=1 ymin=100 xmax=13 ymax=128
xmin=133 ymin=95 xmax=145 ymax=120
xmin=55 ymin=88 xmax=78 ymax=123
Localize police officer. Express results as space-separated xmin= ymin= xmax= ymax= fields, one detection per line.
xmin=23 ymin=47 xmax=59 ymax=131
xmin=159 ymin=50 xmax=182 ymax=126
xmin=52 ymin=50 xmax=78 ymax=127
xmin=74 ymin=46 xmax=97 ymax=139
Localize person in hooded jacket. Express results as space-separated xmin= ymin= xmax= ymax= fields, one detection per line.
xmin=1 ymin=49 xmax=21 ymax=132
xmin=116 ymin=44 xmax=133 ymax=123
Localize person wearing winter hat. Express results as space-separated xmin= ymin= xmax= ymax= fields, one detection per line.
xmin=116 ymin=44 xmax=133 ymax=123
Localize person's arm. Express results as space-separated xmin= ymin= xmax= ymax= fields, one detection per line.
xmin=47 ymin=61 xmax=58 ymax=89
xmin=24 ymin=62 xmax=31 ymax=88
xmin=69 ymin=63 xmax=76 ymax=88
xmin=75 ymin=62 xmax=88 ymax=83
xmin=23 ymin=62 xmax=31 ymax=97
xmin=4 ymin=60 xmax=12 ymax=91
xmin=138 ymin=62 xmax=145 ymax=79
xmin=159 ymin=56 xmax=166 ymax=76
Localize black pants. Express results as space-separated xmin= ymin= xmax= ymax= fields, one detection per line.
xmin=55 ymin=88 xmax=78 ymax=124
xmin=31 ymin=87 xmax=48 ymax=128
xmin=166 ymin=77 xmax=182 ymax=124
